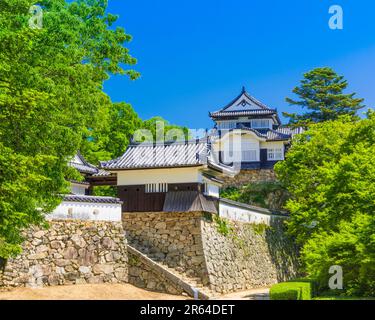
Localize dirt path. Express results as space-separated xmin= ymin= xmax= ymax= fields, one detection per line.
xmin=0 ymin=284 xmax=188 ymax=300
xmin=213 ymin=288 xmax=270 ymax=300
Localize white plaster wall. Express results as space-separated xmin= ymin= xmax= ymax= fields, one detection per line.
xmin=259 ymin=141 xmax=285 ymax=149
xmin=116 ymin=167 xmax=202 ymax=186
xmin=219 ymin=201 xmax=285 ymax=225
xmin=212 ymin=132 xmax=261 ymax=163
xmin=205 ymin=183 xmax=220 ymax=198
xmin=259 ymin=141 xmax=285 ymax=160
xmin=71 ymin=183 xmax=88 ymax=195
xmin=48 ymin=201 xmax=122 ymax=222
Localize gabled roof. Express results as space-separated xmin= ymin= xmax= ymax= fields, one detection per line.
xmin=69 ymin=152 xmax=113 ymax=178
xmin=91 ymin=168 xmax=112 ymax=177
xmin=69 ymin=152 xmax=98 ymax=175
xmin=209 ymin=87 xmax=280 ymax=122
xmin=100 ymin=141 xmax=209 ymax=170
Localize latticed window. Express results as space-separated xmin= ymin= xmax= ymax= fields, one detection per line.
xmin=242 ymin=150 xmax=258 ymax=161
xmin=145 ymin=183 xmax=168 ymax=193
xmin=267 ymin=148 xmax=283 ymax=160
xmin=218 ymin=121 xmax=236 ymax=130
xmin=251 ymin=119 xmax=271 ymax=129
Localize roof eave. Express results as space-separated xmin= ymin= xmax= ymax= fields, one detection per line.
xmin=100 ymin=164 xmax=204 ymax=171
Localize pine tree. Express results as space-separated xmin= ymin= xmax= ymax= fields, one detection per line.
xmin=284 ymin=67 xmax=365 ymax=126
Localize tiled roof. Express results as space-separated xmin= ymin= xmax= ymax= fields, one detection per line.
xmin=100 ymin=141 xmax=208 ymax=170
xmin=70 ymin=180 xmax=90 ymax=186
xmin=69 ymin=152 xmax=98 ymax=175
xmin=163 ymin=191 xmax=218 ymax=214
xmin=63 ymin=195 xmax=122 ymax=204
xmin=69 ymin=152 xmax=115 ymax=178
xmin=211 ymin=126 xmax=303 ymax=142
xmin=210 ymin=109 xmax=277 ymax=118
xmin=209 ymin=87 xmax=282 ymax=125
xmin=91 ymin=169 xmax=112 ymax=177
xmin=69 ymin=162 xmax=98 ymax=174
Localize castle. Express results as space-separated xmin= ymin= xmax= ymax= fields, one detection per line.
xmin=0 ymin=88 xmax=300 ymax=297
xmin=99 ymin=87 xmax=302 ymax=212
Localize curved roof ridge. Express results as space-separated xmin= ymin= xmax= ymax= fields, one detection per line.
xmin=210 ymin=87 xmax=274 ymax=115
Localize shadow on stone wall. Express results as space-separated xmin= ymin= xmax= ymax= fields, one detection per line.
xmin=0 ymin=258 xmax=5 ymax=271
xmin=264 ymin=218 xmax=300 ymax=282
xmin=121 ymin=211 xmax=300 ymax=296
xmin=201 ymin=214 xmax=300 ymax=294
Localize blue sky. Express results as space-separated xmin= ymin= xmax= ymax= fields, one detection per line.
xmin=104 ymin=0 xmax=375 ymax=129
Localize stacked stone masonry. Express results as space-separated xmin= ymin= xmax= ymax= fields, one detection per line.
xmin=123 ymin=212 xmax=210 ymax=286
xmin=128 ymin=248 xmax=187 ymax=296
xmin=201 ymin=216 xmax=299 ymax=293
xmin=1 ymin=212 xmax=298 ymax=297
xmin=122 ymin=211 xmax=299 ymax=295
xmin=0 ymin=220 xmax=128 ymax=288
xmin=222 ymin=169 xmax=276 ymax=188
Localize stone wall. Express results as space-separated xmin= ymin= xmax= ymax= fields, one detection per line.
xmin=222 ymin=169 xmax=276 ymax=188
xmin=1 ymin=211 xmax=298 ymax=296
xmin=123 ymin=212 xmax=209 ymax=285
xmin=201 ymin=216 xmax=299 ymax=294
xmin=128 ymin=248 xmax=186 ymax=296
xmin=122 ymin=211 xmax=299 ymax=295
xmin=0 ymin=220 xmax=128 ymax=288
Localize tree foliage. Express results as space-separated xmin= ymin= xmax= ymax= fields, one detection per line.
xmin=275 ymin=112 xmax=375 ymax=295
xmin=138 ymin=116 xmax=191 ymax=143
xmin=0 ymin=0 xmax=138 ymax=258
xmin=81 ymin=107 xmax=189 ymax=165
xmin=283 ymin=67 xmax=364 ymax=126
xmin=81 ymin=102 xmax=143 ymax=163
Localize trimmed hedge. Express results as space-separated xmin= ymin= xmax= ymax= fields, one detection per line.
xmin=314 ymin=296 xmax=375 ymax=300
xmin=270 ymin=279 xmax=316 ymax=300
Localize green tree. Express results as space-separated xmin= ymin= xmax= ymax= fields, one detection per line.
xmin=275 ymin=112 xmax=375 ymax=295
xmin=139 ymin=116 xmax=190 ymax=143
xmin=283 ymin=67 xmax=364 ymax=126
xmin=81 ymin=102 xmax=143 ymax=163
xmin=0 ymin=0 xmax=138 ymax=258
xmin=80 ymin=105 xmax=189 ymax=165
xmin=302 ymin=214 xmax=375 ymax=296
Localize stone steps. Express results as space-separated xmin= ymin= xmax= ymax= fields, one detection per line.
xmin=127 ymin=243 xmax=214 ymax=299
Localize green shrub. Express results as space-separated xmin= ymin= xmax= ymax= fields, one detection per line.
xmin=274 ymin=114 xmax=375 ymax=297
xmin=213 ymin=215 xmax=233 ymax=236
xmin=301 ymin=214 xmax=375 ymax=297
xmin=221 ymin=181 xmax=289 ymax=211
xmin=313 ymin=296 xmax=375 ymax=300
xmin=270 ymin=279 xmax=316 ymax=300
